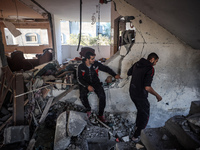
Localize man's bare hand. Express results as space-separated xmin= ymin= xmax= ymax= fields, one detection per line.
xmin=115 ymin=74 xmax=122 ymax=79
xmin=156 ymin=95 xmax=162 ymax=102
xmin=88 ymin=85 xmax=94 ymax=92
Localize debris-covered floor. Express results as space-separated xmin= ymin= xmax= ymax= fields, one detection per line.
xmin=0 ymin=57 xmax=146 ymax=150
xmin=0 ymin=52 xmax=200 ymax=150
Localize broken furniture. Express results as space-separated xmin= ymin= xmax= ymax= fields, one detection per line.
xmin=7 ymin=49 xmax=53 ymax=72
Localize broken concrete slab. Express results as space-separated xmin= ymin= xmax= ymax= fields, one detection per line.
xmin=3 ymin=126 xmax=29 ymax=144
xmin=54 ymin=111 xmax=70 ymax=150
xmin=140 ymin=127 xmax=183 ymax=150
xmin=186 ymin=113 xmax=200 ymax=127
xmin=165 ymin=115 xmax=200 ymax=149
xmin=67 ymin=111 xmax=87 ymax=137
xmin=189 ymin=101 xmax=200 ymax=116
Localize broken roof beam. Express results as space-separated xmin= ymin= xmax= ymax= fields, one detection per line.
xmin=0 ymin=30 xmax=8 ymax=67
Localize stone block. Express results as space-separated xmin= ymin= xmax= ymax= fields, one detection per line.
xmin=115 ymin=142 xmax=135 ymax=150
xmin=67 ymin=111 xmax=87 ymax=137
xmin=4 ymin=126 xmax=29 ymax=144
xmin=189 ymin=101 xmax=200 ymax=116
xmin=141 ymin=127 xmax=183 ymax=150
xmin=186 ymin=113 xmax=200 ymax=127
xmin=54 ymin=111 xmax=70 ymax=150
xmin=165 ymin=115 xmax=200 ymax=149
xmin=88 ymin=141 xmax=116 ymax=150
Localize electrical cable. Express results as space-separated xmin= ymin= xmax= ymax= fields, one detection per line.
xmin=77 ymin=0 xmax=82 ymax=51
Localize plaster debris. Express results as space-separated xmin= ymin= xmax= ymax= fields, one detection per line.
xmin=67 ymin=111 xmax=87 ymax=137
xmin=4 ymin=126 xmax=29 ymax=144
xmin=136 ymin=143 xmax=144 ymax=149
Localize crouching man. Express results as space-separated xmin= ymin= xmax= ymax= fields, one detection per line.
xmin=77 ymin=52 xmax=121 ymax=122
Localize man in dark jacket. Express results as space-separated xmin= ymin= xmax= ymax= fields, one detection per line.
xmin=127 ymin=52 xmax=162 ymax=142
xmin=77 ymin=52 xmax=120 ymax=122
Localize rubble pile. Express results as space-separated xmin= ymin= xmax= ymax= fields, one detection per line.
xmin=141 ymin=100 xmax=200 ymax=150
xmin=0 ymin=59 xmax=82 ymax=149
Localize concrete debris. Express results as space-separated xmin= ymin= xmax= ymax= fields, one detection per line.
xmin=1 ymin=50 xmax=200 ymax=150
xmin=88 ymin=140 xmax=116 ymax=150
xmin=189 ymin=101 xmax=200 ymax=116
xmin=136 ymin=143 xmax=144 ymax=149
xmin=115 ymin=142 xmax=136 ymax=150
xmin=54 ymin=111 xmax=70 ymax=150
xmin=186 ymin=113 xmax=200 ymax=127
xmin=4 ymin=126 xmax=29 ymax=144
xmin=165 ymin=115 xmax=200 ymax=149
xmin=67 ymin=111 xmax=87 ymax=137
xmin=161 ymin=134 xmax=169 ymax=141
xmin=122 ymin=135 xmax=129 ymax=142
xmin=141 ymin=127 xmax=183 ymax=150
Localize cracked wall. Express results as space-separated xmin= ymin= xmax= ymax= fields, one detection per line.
xmin=99 ymin=0 xmax=200 ymax=127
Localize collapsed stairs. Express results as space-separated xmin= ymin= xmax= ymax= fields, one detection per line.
xmin=140 ymin=101 xmax=200 ymax=150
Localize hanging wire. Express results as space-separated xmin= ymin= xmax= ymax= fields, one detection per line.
xmin=76 ymin=0 xmax=82 ymax=51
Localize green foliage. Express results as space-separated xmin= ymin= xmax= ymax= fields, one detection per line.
xmin=67 ymin=34 xmax=110 ymax=46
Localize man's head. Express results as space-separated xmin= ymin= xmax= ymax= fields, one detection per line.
xmin=85 ymin=52 xmax=96 ymax=65
xmin=147 ymin=52 xmax=159 ymax=66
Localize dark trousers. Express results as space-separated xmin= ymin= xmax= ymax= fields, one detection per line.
xmin=130 ymin=93 xmax=150 ymax=138
xmin=79 ymin=84 xmax=106 ymax=116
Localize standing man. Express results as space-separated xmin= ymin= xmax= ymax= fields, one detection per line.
xmin=77 ymin=51 xmax=121 ymax=122
xmin=127 ymin=52 xmax=162 ymax=142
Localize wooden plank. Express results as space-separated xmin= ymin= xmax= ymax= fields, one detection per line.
xmin=39 ymin=97 xmax=54 ymax=124
xmin=45 ymin=82 xmax=74 ymax=86
xmin=0 ymin=30 xmax=8 ymax=66
xmin=56 ymin=71 xmax=74 ymax=78
xmin=14 ymin=73 xmax=24 ymax=125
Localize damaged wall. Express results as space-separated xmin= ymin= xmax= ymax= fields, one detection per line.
xmin=51 ymin=0 xmax=200 ymax=128
xmin=98 ymin=0 xmax=200 ymax=127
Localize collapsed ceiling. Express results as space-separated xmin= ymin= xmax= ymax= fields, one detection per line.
xmin=125 ymin=0 xmax=200 ymax=49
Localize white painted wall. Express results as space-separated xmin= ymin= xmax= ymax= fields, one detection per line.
xmin=61 ymin=45 xmax=111 ymax=62
xmin=98 ymin=0 xmax=200 ymax=127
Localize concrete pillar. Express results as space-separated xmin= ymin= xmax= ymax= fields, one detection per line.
xmin=52 ymin=15 xmax=62 ymax=64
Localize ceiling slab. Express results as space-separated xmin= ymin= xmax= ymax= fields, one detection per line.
xmin=0 ymin=0 xmax=45 ymax=20
xmin=125 ymin=0 xmax=200 ymax=49
xmin=34 ymin=0 xmax=111 ymax=22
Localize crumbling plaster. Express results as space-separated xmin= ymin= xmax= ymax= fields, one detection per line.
xmin=99 ymin=0 xmax=200 ymax=127
xmin=52 ymin=0 xmax=200 ymax=128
